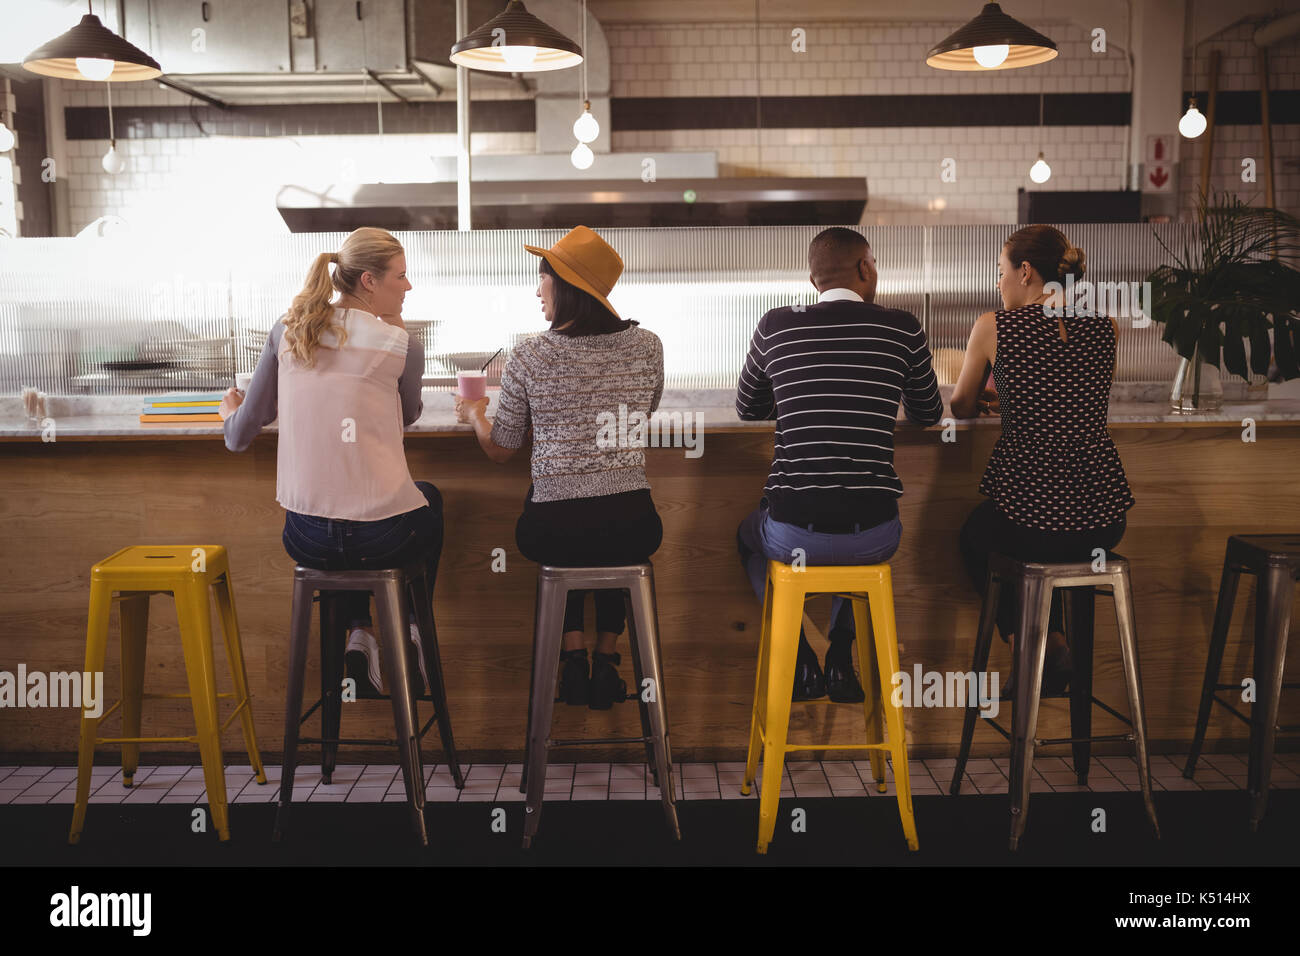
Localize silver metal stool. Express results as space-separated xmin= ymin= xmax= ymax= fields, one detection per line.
xmin=952 ymin=551 xmax=1161 ymax=850
xmin=520 ymin=563 xmax=680 ymax=849
xmin=275 ymin=559 xmax=463 ymax=847
xmin=1186 ymin=533 xmax=1300 ymax=830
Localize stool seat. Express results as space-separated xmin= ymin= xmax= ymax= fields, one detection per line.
xmin=742 ymin=560 xmax=918 ymax=853
xmin=953 ymin=551 xmax=1160 ymax=849
xmin=276 ymin=559 xmax=462 ymax=847
xmin=1186 ymin=533 xmax=1300 ymax=830
xmin=70 ymin=545 xmax=267 ymax=844
xmin=521 ymin=563 xmax=680 ymax=849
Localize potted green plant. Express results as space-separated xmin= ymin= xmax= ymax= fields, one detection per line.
xmin=1147 ymin=192 xmax=1300 ymax=412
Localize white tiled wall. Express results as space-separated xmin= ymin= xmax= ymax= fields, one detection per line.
xmin=45 ymin=14 xmax=1298 ymax=234
xmin=1179 ymin=20 xmax=1300 ymax=216
xmin=606 ymin=20 xmax=1130 ymax=98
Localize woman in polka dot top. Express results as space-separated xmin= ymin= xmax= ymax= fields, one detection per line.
xmin=950 ymin=225 xmax=1134 ymax=697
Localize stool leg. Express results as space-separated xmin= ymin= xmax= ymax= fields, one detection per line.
xmin=1248 ymin=565 xmax=1293 ymax=832
xmin=521 ymin=581 xmax=542 ymax=796
xmin=524 ymin=576 xmax=567 ymax=849
xmin=318 ymin=593 xmax=344 ymax=785
xmin=628 ymin=571 xmax=680 ymax=840
xmin=410 ymin=572 xmax=463 ymax=789
xmin=1112 ymin=570 xmax=1160 ymax=840
xmin=741 ymin=571 xmax=775 ymax=795
xmin=623 ymin=589 xmax=659 ymax=787
xmin=1064 ymin=587 xmax=1095 ymax=785
xmin=1008 ymin=577 xmax=1052 ymax=852
xmin=953 ymin=568 xmax=1000 ymax=795
xmin=274 ymin=579 xmax=314 ymax=841
xmin=852 ymin=597 xmax=887 ymax=793
xmin=212 ymin=573 xmax=266 ymax=785
xmin=375 ymin=579 xmax=427 ymax=847
xmin=1186 ymin=557 xmax=1241 ymax=778
xmin=756 ymin=580 xmax=802 ymax=854
xmin=866 ymin=574 xmax=918 ymax=851
xmin=69 ymin=579 xmax=114 ymax=845
xmin=177 ymin=579 xmax=231 ymax=841
xmin=118 ymin=592 xmax=150 ymax=788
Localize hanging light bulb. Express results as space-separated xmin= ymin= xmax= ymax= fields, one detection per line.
xmin=1029 ymin=151 xmax=1051 ymax=183
xmin=972 ymin=44 xmax=1009 ymax=68
xmin=570 ymin=141 xmax=593 ymax=170
xmin=76 ymin=57 xmax=115 ymax=81
xmin=573 ymin=101 xmax=599 ymax=143
xmin=500 ymin=45 xmax=539 ymax=71
xmin=1179 ymin=99 xmax=1207 ymax=138
xmin=102 ymin=142 xmax=124 ymax=174
xmin=0 ymin=124 xmax=14 ymax=153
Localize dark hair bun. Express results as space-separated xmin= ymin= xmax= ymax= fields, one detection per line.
xmin=1059 ymin=246 xmax=1086 ymax=281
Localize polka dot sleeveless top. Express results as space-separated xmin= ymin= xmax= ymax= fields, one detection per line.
xmin=978 ymin=303 xmax=1134 ymax=531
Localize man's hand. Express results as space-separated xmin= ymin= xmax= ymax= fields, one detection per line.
xmin=454 ymin=394 xmax=490 ymax=424
xmin=218 ymin=387 xmax=244 ymax=421
xmin=976 ymin=387 xmax=1000 ymax=416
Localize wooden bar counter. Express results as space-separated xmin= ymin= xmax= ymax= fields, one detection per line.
xmin=3 ymin=390 xmax=1298 ymax=762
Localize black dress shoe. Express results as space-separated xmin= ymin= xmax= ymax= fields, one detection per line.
xmin=589 ymin=651 xmax=628 ymax=710
xmin=558 ymin=649 xmax=590 ymax=706
xmin=824 ymin=643 xmax=866 ymax=704
xmin=792 ymin=644 xmax=826 ymax=701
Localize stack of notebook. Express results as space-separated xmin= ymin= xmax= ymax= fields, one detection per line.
xmin=140 ymin=393 xmax=224 ymax=423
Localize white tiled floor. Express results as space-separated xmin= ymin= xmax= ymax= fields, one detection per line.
xmin=2 ymin=754 xmax=1297 ymax=805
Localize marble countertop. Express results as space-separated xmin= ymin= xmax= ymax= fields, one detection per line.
xmin=3 ymin=386 xmax=1300 ymax=440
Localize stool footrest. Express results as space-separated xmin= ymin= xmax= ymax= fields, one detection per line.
xmin=296 ymin=713 xmax=440 ymax=748
xmin=1210 ymin=693 xmax=1253 ymax=726
xmin=1037 ymin=733 xmax=1132 ymax=746
xmin=550 ymin=735 xmax=653 ymax=747
xmin=96 ymin=734 xmax=199 ymax=745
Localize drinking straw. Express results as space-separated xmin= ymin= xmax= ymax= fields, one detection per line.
xmin=480 ymin=348 xmax=503 ymax=372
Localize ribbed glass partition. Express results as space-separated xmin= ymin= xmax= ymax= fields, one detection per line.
xmin=0 ymin=224 xmax=1202 ymax=394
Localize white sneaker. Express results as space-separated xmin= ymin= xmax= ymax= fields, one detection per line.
xmin=345 ymin=627 xmax=384 ymax=698
xmin=409 ymin=615 xmax=430 ymax=695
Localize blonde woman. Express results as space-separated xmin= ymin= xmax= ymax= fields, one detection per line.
xmin=220 ymin=227 xmax=438 ymax=697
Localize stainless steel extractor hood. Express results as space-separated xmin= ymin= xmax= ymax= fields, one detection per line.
xmin=275 ymin=177 xmax=870 ymax=230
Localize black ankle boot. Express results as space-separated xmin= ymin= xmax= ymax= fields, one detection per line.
xmin=558 ymin=649 xmax=590 ymax=706
xmin=824 ymin=640 xmax=866 ymax=704
xmin=589 ymin=651 xmax=628 ymax=710
xmin=792 ymin=632 xmax=826 ymax=701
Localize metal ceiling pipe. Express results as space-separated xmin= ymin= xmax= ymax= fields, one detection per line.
xmin=457 ymin=0 xmax=472 ymax=230
xmin=1254 ymin=12 xmax=1300 ymax=48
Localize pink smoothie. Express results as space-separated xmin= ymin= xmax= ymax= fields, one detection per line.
xmin=457 ymin=370 xmax=487 ymax=401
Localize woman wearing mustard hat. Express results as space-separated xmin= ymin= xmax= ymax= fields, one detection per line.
xmin=456 ymin=226 xmax=665 ymax=710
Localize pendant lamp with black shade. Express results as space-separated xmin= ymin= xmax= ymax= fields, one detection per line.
xmin=926 ymin=3 xmax=1057 ymax=71
xmin=451 ymin=0 xmax=582 ymax=73
xmin=22 ymin=2 xmax=161 ymax=82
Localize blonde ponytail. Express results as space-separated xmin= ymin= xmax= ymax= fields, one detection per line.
xmin=283 ymin=227 xmax=404 ymax=367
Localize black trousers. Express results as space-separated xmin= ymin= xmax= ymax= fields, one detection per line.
xmin=959 ymin=499 xmax=1126 ymax=641
xmin=515 ymin=486 xmax=663 ymax=635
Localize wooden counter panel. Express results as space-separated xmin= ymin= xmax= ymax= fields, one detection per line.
xmin=2 ymin=427 xmax=1297 ymax=759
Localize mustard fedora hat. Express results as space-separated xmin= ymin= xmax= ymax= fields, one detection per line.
xmin=524 ymin=225 xmax=624 ymax=319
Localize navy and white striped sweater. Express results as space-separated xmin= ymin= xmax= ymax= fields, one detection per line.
xmin=736 ymin=298 xmax=944 ymax=527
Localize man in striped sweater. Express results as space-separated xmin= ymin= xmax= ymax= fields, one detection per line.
xmin=736 ymin=227 xmax=944 ymax=702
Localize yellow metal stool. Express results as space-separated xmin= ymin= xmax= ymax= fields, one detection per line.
xmin=70 ymin=545 xmax=267 ymax=844
xmin=741 ymin=560 xmax=919 ymax=854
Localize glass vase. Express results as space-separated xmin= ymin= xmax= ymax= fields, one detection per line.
xmin=1170 ymin=347 xmax=1223 ymax=413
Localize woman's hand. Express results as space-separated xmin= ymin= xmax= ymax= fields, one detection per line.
xmin=454 ymin=393 xmax=490 ymax=424
xmin=976 ymin=387 xmax=1000 ymax=416
xmin=218 ymin=387 xmax=243 ymax=421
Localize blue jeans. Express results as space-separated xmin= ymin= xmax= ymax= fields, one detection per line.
xmin=282 ymin=481 xmax=444 ymax=631
xmin=736 ymin=499 xmax=902 ymax=643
